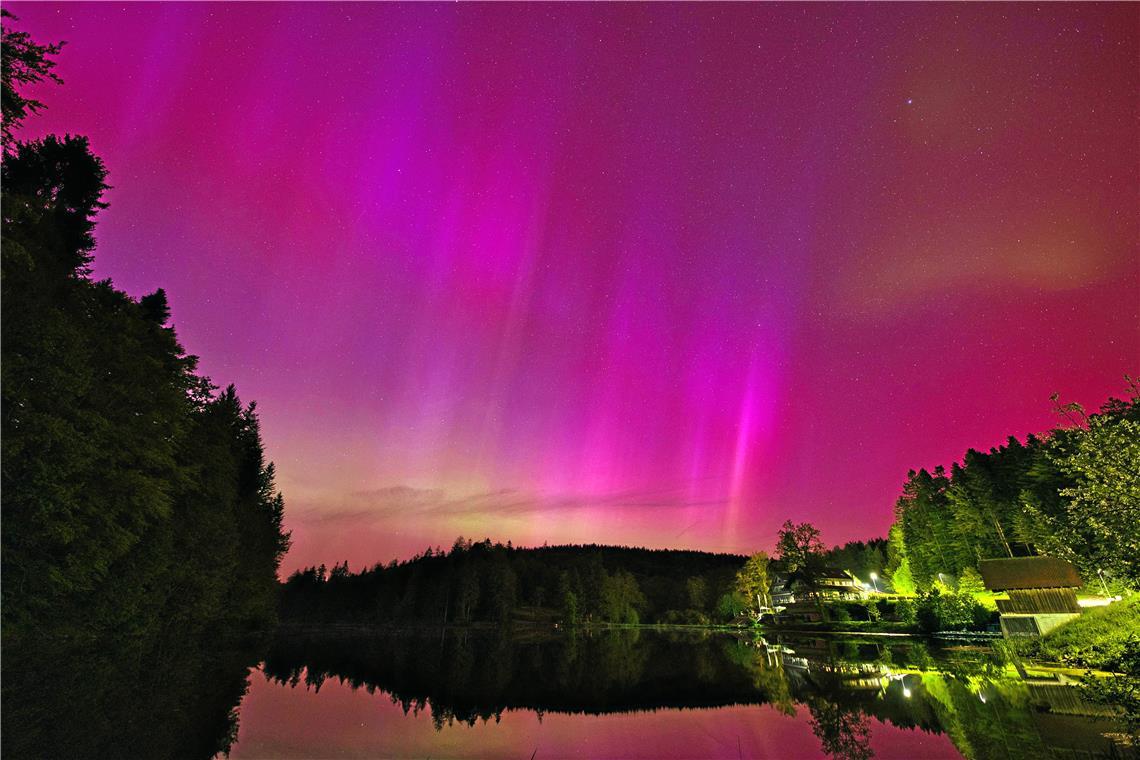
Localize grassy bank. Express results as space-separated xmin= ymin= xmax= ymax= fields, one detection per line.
xmin=1019 ymin=595 xmax=1140 ymax=671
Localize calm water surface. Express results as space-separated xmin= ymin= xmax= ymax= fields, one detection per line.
xmin=224 ymin=628 xmax=1132 ymax=759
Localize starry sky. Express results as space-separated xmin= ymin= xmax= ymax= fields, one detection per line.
xmin=10 ymin=3 xmax=1138 ymax=572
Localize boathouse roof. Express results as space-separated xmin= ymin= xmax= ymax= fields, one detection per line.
xmin=979 ymin=557 xmax=1081 ymax=591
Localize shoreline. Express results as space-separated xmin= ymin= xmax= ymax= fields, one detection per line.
xmin=274 ymin=619 xmax=996 ymax=640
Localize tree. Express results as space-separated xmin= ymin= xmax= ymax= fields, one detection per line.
xmin=894 ymin=467 xmax=973 ymax=589
xmin=776 ymin=521 xmax=827 ymax=586
xmin=884 ymin=522 xmax=916 ymax=595
xmin=956 ymin=567 xmax=985 ymax=596
xmin=599 ymin=570 xmax=645 ymax=624
xmin=454 ymin=570 xmax=480 ymax=623
xmin=1 ymin=13 xmax=289 ymax=645
xmin=776 ymin=521 xmax=825 ymax=570
xmin=685 ymin=576 xmax=709 ymax=612
xmin=1 ymin=9 xmax=63 ymax=151
xmin=558 ymin=572 xmax=579 ymax=626
xmin=1078 ymin=637 xmax=1140 ymax=741
xmin=735 ymin=551 xmax=771 ymax=611
xmin=484 ymin=556 xmax=517 ymax=624
xmin=715 ymin=592 xmax=748 ymax=622
xmin=1023 ymin=395 xmax=1140 ymax=586
xmin=808 ymin=698 xmax=873 ymax=760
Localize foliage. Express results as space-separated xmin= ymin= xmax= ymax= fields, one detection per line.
xmin=599 ymin=569 xmax=646 ymax=624
xmin=685 ymin=576 xmax=709 ymax=612
xmin=0 ymin=17 xmax=290 ymax=756
xmin=888 ymin=382 xmax=1140 ymax=593
xmin=884 ymin=522 xmax=916 ymax=595
xmin=1 ymin=16 xmax=290 ymax=643
xmin=956 ymin=567 xmax=986 ymax=596
xmin=658 ymin=609 xmax=710 ymax=626
xmin=1022 ymin=402 xmax=1140 ymax=586
xmin=776 ymin=520 xmax=826 ymax=572
xmin=281 ymin=540 xmax=746 ymax=627
xmin=1077 ymin=637 xmax=1140 ymax=741
xmin=914 ymin=589 xmax=994 ymax=633
xmin=1 ymin=10 xmax=63 ymax=150
xmin=715 ymin=591 xmax=749 ymax=622
xmin=893 ymin=466 xmax=971 ymax=589
xmin=821 ymin=539 xmax=887 ymax=588
xmin=894 ymin=598 xmax=918 ymax=625
xmin=735 ymin=551 xmax=770 ymax=611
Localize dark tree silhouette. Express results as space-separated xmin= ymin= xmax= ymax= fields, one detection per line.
xmin=1 ymin=9 xmax=63 ymax=150
xmin=1 ymin=17 xmax=291 ymax=757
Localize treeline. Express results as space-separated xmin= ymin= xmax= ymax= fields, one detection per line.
xmin=281 ymin=540 xmax=748 ymax=626
xmin=822 ymin=538 xmax=886 ymax=585
xmin=886 ymin=384 xmax=1140 ymax=594
xmin=1 ymin=12 xmax=289 ymax=648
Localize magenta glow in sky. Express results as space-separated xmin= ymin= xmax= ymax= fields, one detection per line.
xmin=11 ymin=3 xmax=1139 ymax=571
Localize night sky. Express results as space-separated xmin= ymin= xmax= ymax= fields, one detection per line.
xmin=10 ymin=3 xmax=1138 ymax=572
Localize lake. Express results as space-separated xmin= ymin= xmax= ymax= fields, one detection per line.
xmin=222 ymin=628 xmax=1134 ymax=760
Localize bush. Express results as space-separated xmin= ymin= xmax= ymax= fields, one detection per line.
xmin=895 ymin=599 xmax=917 ymax=625
xmin=715 ymin=592 xmax=748 ymax=622
xmin=915 ymin=589 xmax=992 ymax=632
xmin=1078 ymin=637 xmax=1140 ymax=741
xmin=658 ymin=609 xmax=710 ymax=626
xmin=830 ymin=606 xmax=852 ymax=623
xmin=957 ymin=567 xmax=986 ymax=596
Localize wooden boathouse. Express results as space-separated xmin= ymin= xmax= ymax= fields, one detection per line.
xmin=978 ymin=556 xmax=1082 ymax=637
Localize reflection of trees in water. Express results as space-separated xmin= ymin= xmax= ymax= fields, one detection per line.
xmin=808 ymin=698 xmax=873 ymax=760
xmin=261 ymin=629 xmax=1135 ymax=760
xmin=264 ymin=627 xmax=724 ymax=727
xmin=3 ymin=630 xmax=260 ymax=759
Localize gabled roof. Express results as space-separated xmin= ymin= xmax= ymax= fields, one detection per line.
xmin=978 ymin=557 xmax=1081 ymax=591
xmin=772 ymin=567 xmax=857 ymax=590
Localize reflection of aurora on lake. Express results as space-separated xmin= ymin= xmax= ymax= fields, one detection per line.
xmin=227 ymin=630 xmax=1134 ymax=760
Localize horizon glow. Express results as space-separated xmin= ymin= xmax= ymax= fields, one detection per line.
xmin=9 ymin=3 xmax=1138 ymax=572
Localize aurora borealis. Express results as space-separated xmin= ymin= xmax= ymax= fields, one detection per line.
xmin=10 ymin=3 xmax=1138 ymax=572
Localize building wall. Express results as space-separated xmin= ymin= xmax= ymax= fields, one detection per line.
xmin=999 ymin=612 xmax=1080 ymax=637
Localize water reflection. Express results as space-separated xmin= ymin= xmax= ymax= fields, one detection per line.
xmin=2 ymin=630 xmax=261 ymax=759
xmin=6 ymin=625 xmax=1127 ymax=759
xmin=235 ymin=628 xmax=1135 ymax=760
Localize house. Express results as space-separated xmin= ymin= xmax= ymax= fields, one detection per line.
xmin=768 ymin=567 xmax=867 ymax=619
xmin=978 ymin=556 xmax=1082 ymax=638
xmin=769 ymin=573 xmax=796 ymax=608
xmin=808 ymin=568 xmax=866 ymax=601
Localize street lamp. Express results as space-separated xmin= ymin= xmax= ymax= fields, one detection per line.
xmin=870 ymin=572 xmax=879 ymax=593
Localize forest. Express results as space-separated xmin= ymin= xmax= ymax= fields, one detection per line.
xmin=1 ymin=14 xmax=291 ymax=755
xmin=280 ymin=531 xmax=895 ymax=628
xmin=884 ymin=385 xmax=1140 ymax=597
xmin=281 ymin=541 xmax=747 ymax=626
